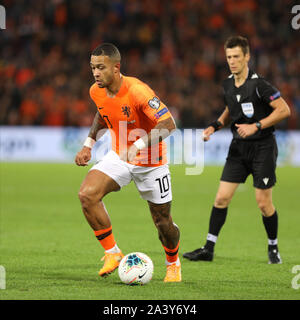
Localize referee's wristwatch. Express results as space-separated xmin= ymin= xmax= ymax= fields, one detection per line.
xmin=255 ymin=121 xmax=262 ymax=130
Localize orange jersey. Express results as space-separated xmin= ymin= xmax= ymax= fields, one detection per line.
xmin=89 ymin=75 xmax=172 ymax=167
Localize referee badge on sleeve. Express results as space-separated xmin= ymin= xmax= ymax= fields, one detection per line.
xmin=241 ymin=102 xmax=254 ymax=118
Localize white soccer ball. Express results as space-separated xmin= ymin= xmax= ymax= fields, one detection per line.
xmin=118 ymin=252 xmax=153 ymax=285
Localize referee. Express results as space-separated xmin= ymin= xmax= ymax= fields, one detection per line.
xmin=183 ymin=36 xmax=290 ymax=264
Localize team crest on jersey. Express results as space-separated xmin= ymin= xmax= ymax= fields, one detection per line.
xmin=148 ymin=97 xmax=160 ymax=109
xmin=121 ymin=106 xmax=131 ymax=117
xmin=241 ymin=102 xmax=254 ymax=118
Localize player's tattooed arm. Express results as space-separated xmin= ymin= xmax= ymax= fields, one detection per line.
xmin=121 ymin=116 xmax=176 ymax=162
xmin=75 ymin=112 xmax=107 ymax=166
xmin=147 ymin=116 xmax=176 ymax=146
xmin=88 ymin=112 xmax=108 ymax=140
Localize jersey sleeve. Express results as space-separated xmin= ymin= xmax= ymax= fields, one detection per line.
xmin=130 ymin=84 xmax=172 ymax=123
xmin=222 ymin=86 xmax=228 ymax=106
xmin=257 ymin=78 xmax=281 ymax=104
xmin=89 ymin=83 xmax=98 ymax=105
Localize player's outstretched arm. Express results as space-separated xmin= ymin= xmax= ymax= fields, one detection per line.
xmin=203 ymin=107 xmax=230 ymax=141
xmin=75 ymin=112 xmax=107 ymax=166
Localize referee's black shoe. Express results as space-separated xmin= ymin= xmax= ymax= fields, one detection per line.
xmin=183 ymin=247 xmax=214 ymax=261
xmin=268 ymin=248 xmax=282 ymax=264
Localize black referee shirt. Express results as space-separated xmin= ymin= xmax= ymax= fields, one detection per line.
xmin=223 ymin=69 xmax=281 ymax=140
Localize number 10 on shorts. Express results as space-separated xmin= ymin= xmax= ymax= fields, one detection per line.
xmin=156 ymin=175 xmax=170 ymax=197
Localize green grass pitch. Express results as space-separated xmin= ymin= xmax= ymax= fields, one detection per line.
xmin=0 ymin=163 xmax=299 ymax=300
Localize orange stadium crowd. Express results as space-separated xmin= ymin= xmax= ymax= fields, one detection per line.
xmin=0 ymin=0 xmax=299 ymax=129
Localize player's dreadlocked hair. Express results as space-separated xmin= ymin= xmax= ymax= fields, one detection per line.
xmin=224 ymin=36 xmax=250 ymax=56
xmin=92 ymin=43 xmax=121 ymax=62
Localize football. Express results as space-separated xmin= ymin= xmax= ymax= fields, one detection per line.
xmin=118 ymin=252 xmax=153 ymax=285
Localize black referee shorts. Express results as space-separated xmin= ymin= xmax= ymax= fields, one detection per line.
xmin=221 ymin=135 xmax=278 ymax=189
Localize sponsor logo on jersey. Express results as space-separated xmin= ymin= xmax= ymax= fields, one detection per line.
xmin=148 ymin=97 xmax=160 ymax=109
xmin=154 ymin=107 xmax=168 ymax=119
xmin=241 ymin=102 xmax=254 ymax=118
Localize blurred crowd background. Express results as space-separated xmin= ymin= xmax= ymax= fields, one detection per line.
xmin=1 ymin=0 xmax=299 ymax=129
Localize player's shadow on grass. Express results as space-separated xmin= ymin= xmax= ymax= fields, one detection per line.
xmin=7 ymin=271 xmax=103 ymax=289
xmin=182 ymin=255 xmax=265 ymax=264
xmin=214 ymin=255 xmax=265 ymax=264
xmin=39 ymin=264 xmax=102 ymax=283
xmin=43 ymin=273 xmax=98 ymax=283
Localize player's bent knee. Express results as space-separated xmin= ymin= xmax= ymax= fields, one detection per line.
xmin=78 ymin=190 xmax=93 ymax=209
xmin=214 ymin=195 xmax=231 ymax=208
xmin=256 ymin=194 xmax=273 ymax=216
xmin=78 ymin=186 xmax=104 ymax=208
xmin=257 ymin=200 xmax=273 ymax=216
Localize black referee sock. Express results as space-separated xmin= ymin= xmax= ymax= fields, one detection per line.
xmin=204 ymin=206 xmax=228 ymax=252
xmin=262 ymin=211 xmax=278 ymax=251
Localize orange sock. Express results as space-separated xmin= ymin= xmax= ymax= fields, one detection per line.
xmin=94 ymin=226 xmax=116 ymax=251
xmin=163 ymin=242 xmax=180 ymax=264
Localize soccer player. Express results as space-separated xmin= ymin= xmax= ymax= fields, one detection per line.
xmin=183 ymin=36 xmax=290 ymax=264
xmin=75 ymin=43 xmax=181 ymax=282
